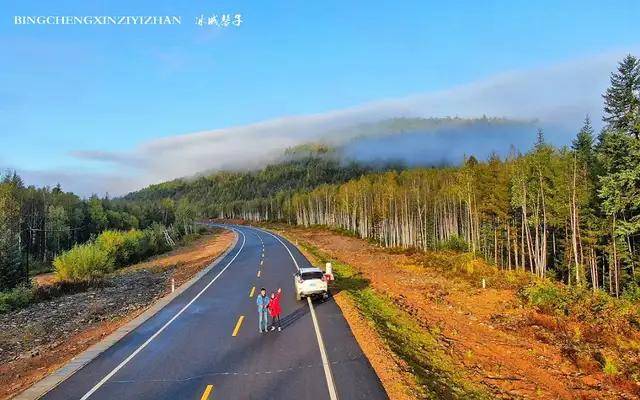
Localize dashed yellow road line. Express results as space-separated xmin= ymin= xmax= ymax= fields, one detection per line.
xmin=249 ymin=286 xmax=255 ymax=297
xmin=200 ymin=384 xmax=214 ymax=400
xmin=257 ymin=270 xmax=261 ymax=277
xmin=232 ymin=315 xmax=245 ymax=337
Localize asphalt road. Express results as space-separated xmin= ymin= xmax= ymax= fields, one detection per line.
xmin=41 ymin=224 xmax=388 ymax=400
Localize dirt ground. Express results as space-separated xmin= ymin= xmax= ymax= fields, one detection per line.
xmin=0 ymin=230 xmax=235 ymax=400
xmin=278 ymin=225 xmax=638 ymax=400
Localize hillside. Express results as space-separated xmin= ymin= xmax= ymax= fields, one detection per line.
xmin=121 ymin=156 xmax=372 ymax=213
xmin=121 ymin=117 xmax=538 ymax=215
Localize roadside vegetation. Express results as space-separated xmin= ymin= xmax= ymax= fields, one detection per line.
xmin=54 ymin=225 xmax=186 ymax=282
xmin=0 ymin=161 xmax=207 ymax=312
xmin=0 ymin=224 xmax=207 ymax=314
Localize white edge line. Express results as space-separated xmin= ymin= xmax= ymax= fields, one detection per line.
xmin=252 ymin=226 xmax=339 ymax=400
xmin=78 ymin=227 xmax=246 ymax=400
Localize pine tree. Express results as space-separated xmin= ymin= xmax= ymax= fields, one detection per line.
xmin=0 ymin=178 xmax=24 ymax=290
xmin=572 ymin=115 xmax=595 ymax=165
xmin=535 ymin=128 xmax=546 ymax=149
xmin=602 ymin=54 xmax=640 ymax=139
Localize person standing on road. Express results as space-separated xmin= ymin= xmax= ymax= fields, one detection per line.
xmin=256 ymin=288 xmax=270 ymax=333
xmin=268 ymin=288 xmax=282 ymax=331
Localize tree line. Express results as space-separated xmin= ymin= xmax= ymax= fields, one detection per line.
xmin=0 ymin=139 xmax=378 ymax=292
xmin=224 ymin=55 xmax=640 ymax=297
xmin=0 ymin=176 xmax=201 ymax=291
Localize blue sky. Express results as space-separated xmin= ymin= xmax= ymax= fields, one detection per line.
xmin=1 ymin=0 xmax=639 ymax=195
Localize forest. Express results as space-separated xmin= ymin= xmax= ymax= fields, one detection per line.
xmin=0 ymin=176 xmax=202 ymax=292
xmin=210 ymin=55 xmax=640 ymax=298
xmin=1 ymin=54 xmax=638 ymax=300
xmin=0 ymin=150 xmax=376 ymax=294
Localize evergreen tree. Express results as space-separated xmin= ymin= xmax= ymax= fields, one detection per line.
xmin=572 ymin=115 xmax=595 ymax=166
xmin=596 ymin=129 xmax=640 ymax=294
xmin=87 ymin=196 xmax=108 ymax=235
xmin=46 ymin=204 xmax=69 ymax=257
xmin=602 ymin=54 xmax=640 ymax=138
xmin=0 ymin=177 xmax=24 ymax=290
xmin=535 ymin=128 xmax=546 ymax=149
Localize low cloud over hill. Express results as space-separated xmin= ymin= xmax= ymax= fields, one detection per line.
xmin=15 ymin=51 xmax=628 ymax=196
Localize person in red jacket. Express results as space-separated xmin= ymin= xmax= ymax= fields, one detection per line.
xmin=268 ymin=288 xmax=282 ymax=331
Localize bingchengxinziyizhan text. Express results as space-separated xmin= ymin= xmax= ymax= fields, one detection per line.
xmin=13 ymin=15 xmax=183 ymax=25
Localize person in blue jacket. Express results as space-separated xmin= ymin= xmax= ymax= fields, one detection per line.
xmin=256 ymin=287 xmax=270 ymax=333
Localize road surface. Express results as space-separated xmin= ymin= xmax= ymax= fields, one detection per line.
xmin=41 ymin=224 xmax=388 ymax=400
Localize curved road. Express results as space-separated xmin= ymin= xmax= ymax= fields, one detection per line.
xmin=41 ymin=224 xmax=388 ymax=400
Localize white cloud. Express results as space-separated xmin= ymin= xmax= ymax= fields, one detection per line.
xmin=20 ymin=49 xmax=637 ymax=196
xmin=13 ymin=168 xmax=146 ymax=198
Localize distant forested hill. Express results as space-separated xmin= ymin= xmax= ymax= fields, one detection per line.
xmin=120 ymin=116 xmax=541 ymax=219
xmin=121 ymin=155 xmax=374 ymax=216
xmin=123 ymin=116 xmax=536 ymax=203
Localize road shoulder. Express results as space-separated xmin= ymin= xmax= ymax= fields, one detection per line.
xmin=10 ymin=230 xmax=238 ymax=400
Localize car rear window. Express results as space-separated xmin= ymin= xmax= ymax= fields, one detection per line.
xmin=301 ymin=271 xmax=324 ymax=280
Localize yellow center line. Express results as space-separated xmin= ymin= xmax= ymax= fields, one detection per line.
xmin=257 ymin=270 xmax=261 ymax=277
xmin=200 ymin=384 xmax=214 ymax=400
xmin=249 ymin=286 xmax=255 ymax=297
xmin=232 ymin=315 xmax=245 ymax=337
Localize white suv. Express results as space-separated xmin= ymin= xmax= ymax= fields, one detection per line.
xmin=294 ymin=267 xmax=328 ymax=301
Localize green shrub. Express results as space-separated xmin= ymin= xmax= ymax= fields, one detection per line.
xmin=180 ymin=233 xmax=201 ymax=245
xmin=143 ymin=223 xmax=173 ymax=255
xmin=95 ymin=229 xmax=147 ymax=267
xmin=95 ymin=230 xmax=126 ymax=263
xmin=622 ymin=284 xmax=640 ymax=303
xmin=521 ymin=279 xmax=640 ymax=335
xmin=603 ymin=357 xmax=619 ymax=376
xmin=502 ymin=270 xmax=535 ymax=290
xmin=521 ymin=279 xmax=569 ymax=316
xmin=566 ymin=288 xmax=615 ymax=323
xmin=438 ymin=235 xmax=469 ymax=252
xmin=0 ymin=284 xmax=34 ymax=313
xmin=53 ymin=243 xmax=113 ymax=282
xmin=27 ymin=260 xmax=53 ymax=277
xmin=52 ymin=224 xmax=190 ymax=283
